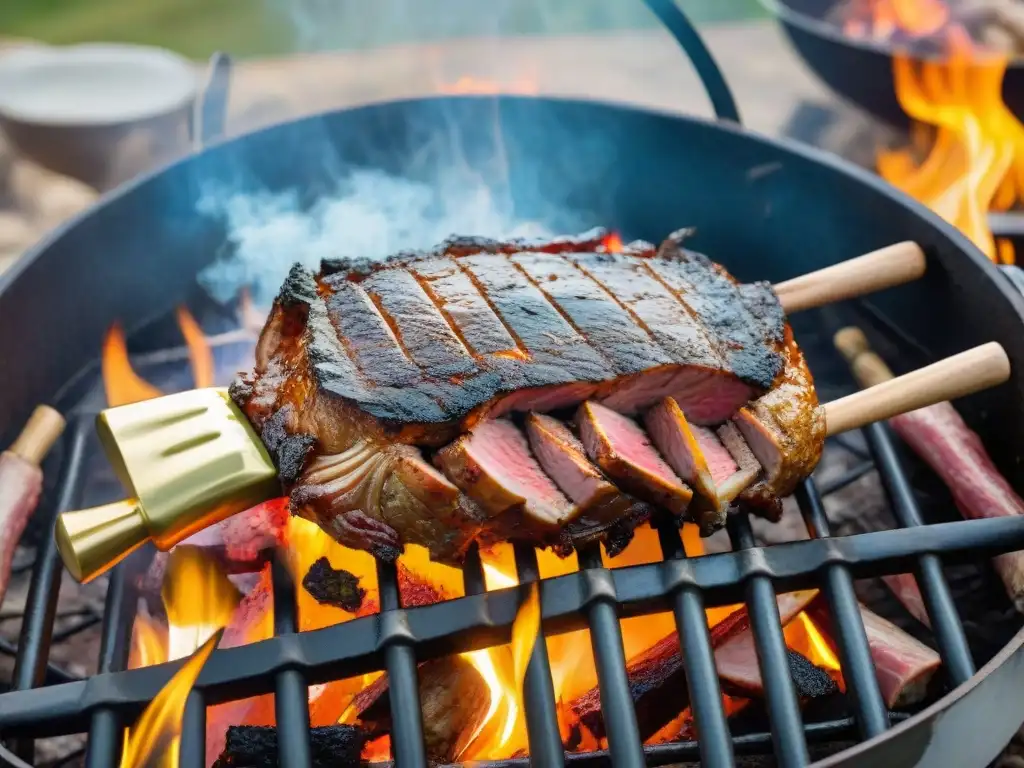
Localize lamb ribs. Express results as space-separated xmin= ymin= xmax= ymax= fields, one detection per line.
xmin=232 ymin=229 xmax=825 ymax=562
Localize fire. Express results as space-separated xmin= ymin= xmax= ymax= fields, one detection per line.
xmin=106 ymin=312 xmax=850 ymax=763
xmin=786 ymin=612 xmax=843 ymax=677
xmin=102 ymin=307 xmax=215 ymax=407
xmin=121 ymin=631 xmax=221 ymax=768
xmin=849 ymin=1 xmax=1021 ymax=264
xmin=161 ymin=548 xmax=241 ymax=660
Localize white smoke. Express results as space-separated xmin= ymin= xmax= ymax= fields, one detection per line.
xmin=196 ymin=170 xmax=557 ymax=306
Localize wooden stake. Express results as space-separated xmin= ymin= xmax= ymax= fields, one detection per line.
xmin=824 ymin=342 xmax=1010 ymax=436
xmin=775 ymin=242 xmax=926 ymax=314
xmin=8 ymin=405 xmax=66 ymax=467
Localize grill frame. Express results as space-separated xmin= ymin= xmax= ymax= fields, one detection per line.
xmin=3 ymin=3 xmax=1024 ymax=766
xmin=4 ymin=421 xmax=1024 ymax=768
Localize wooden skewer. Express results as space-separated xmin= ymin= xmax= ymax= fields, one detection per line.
xmin=823 ymin=341 xmax=1010 ymax=436
xmin=775 ymin=241 xmax=926 ymax=314
xmin=8 ymin=406 xmax=65 ymax=467
xmin=833 ymin=327 xmax=899 ymax=387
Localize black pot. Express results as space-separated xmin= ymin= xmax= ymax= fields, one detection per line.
xmin=762 ymin=0 xmax=1024 ymax=128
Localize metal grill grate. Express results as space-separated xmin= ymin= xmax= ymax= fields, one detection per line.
xmin=3 ymin=409 xmax=1024 ymax=768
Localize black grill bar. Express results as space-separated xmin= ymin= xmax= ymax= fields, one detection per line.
xmin=511 ymin=542 xmax=565 ymax=767
xmin=376 ymin=558 xmax=427 ymax=767
xmin=728 ymin=511 xmax=808 ymax=768
xmin=654 ymin=520 xmax=733 ymax=768
xmin=795 ymin=479 xmax=889 ymax=738
xmin=83 ymin=548 xmax=140 ymax=768
xmin=179 ymin=691 xmax=206 ymax=767
xmin=436 ymin=712 xmax=911 ymax=767
xmin=5 ymin=513 xmax=1024 ymax=737
xmin=575 ymin=544 xmax=645 ymax=768
xmin=271 ymin=557 xmax=313 ymax=767
xmin=863 ymin=423 xmax=976 ymax=684
xmin=9 ymin=421 xmax=88 ymax=761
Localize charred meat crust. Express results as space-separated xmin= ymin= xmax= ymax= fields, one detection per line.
xmin=259 ymin=407 xmax=317 ymax=486
xmin=242 ymin=235 xmax=789 ymax=449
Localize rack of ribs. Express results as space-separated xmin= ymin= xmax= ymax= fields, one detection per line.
xmin=230 ymin=228 xmax=825 ymax=563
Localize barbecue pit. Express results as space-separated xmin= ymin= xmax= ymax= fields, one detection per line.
xmin=4 ymin=3 xmax=1024 ymax=767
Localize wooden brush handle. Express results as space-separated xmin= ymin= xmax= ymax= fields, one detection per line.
xmin=9 ymin=406 xmax=66 ymax=467
xmin=775 ymin=242 xmax=926 ymax=314
xmin=824 ymin=342 xmax=1010 ymax=436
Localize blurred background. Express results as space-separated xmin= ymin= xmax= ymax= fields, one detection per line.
xmin=1 ymin=0 xmax=764 ymax=58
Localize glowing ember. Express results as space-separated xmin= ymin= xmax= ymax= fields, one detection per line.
xmin=602 ymin=232 xmax=624 ymax=253
xmin=121 ymin=630 xmax=221 ymax=768
xmin=845 ymin=1 xmax=1021 ymax=264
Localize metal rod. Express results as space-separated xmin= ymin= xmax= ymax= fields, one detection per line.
xmin=271 ymin=558 xmax=313 ymax=768
xmin=818 ymin=460 xmax=876 ymax=497
xmin=434 ymin=713 xmax=911 ymax=767
xmin=864 ymin=423 xmax=976 ymax=684
xmin=10 ymin=422 xmax=88 ymax=761
xmin=6 ymin=513 xmax=1024 ymax=735
xmin=795 ymin=479 xmax=889 ymax=739
xmin=512 ymin=543 xmax=566 ymax=768
xmin=84 ymin=545 xmax=141 ymax=768
xmin=729 ymin=511 xmax=809 ymax=768
xmin=179 ymin=690 xmax=207 ymax=768
xmin=655 ymin=521 xmax=733 ymax=768
xmin=377 ymin=558 xmax=427 ymax=768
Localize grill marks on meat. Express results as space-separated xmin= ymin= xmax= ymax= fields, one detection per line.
xmin=579 ymin=401 xmax=693 ymax=516
xmin=234 ymin=231 xmax=826 ymax=561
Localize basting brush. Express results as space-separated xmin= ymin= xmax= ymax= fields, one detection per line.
xmin=55 ymin=388 xmax=279 ymax=583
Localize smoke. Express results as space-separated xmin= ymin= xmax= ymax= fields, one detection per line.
xmin=194 ymin=0 xmax=627 ymax=306
xmin=196 ymin=170 xmax=558 ymax=306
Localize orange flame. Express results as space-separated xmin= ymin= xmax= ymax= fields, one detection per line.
xmin=103 ymin=322 xmax=162 ymax=407
xmin=847 ymin=2 xmax=1020 ymax=264
xmin=102 ymin=307 xmax=217 ymax=407
xmin=161 ymin=548 xmax=241 ymax=661
xmin=785 ymin=612 xmax=843 ymax=675
xmin=121 ymin=629 xmax=221 ymax=768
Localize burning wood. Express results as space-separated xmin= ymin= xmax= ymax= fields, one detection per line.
xmin=302 ymin=557 xmax=366 ymax=612
xmin=837 ymin=327 xmax=1024 ymax=613
xmin=882 ymin=573 xmax=933 ymax=627
xmin=351 ymin=655 xmax=491 ymax=763
xmin=570 ymin=590 xmax=820 ymax=741
xmin=212 ymin=725 xmax=367 ymax=768
xmin=806 ymin=595 xmax=941 ymax=708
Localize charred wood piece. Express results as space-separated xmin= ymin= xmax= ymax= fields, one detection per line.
xmin=212 ymin=725 xmax=367 ymax=767
xmin=302 ymin=556 xmax=366 ymax=612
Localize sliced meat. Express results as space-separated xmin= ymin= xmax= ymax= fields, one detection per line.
xmin=643 ymin=397 xmax=723 ymax=532
xmin=578 ymin=401 xmax=692 ymax=517
xmin=524 ymin=412 xmax=639 ymax=537
xmin=233 ymin=230 xmax=815 ymax=562
xmin=734 ymin=327 xmax=825 ymax=502
xmin=716 ymin=421 xmax=775 ymax=517
xmin=434 ymin=419 xmax=576 ymax=538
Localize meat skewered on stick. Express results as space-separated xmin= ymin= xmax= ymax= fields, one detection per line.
xmin=54 ymin=240 xmax=930 ymax=583
xmin=835 ymin=327 xmax=1024 ymax=614
xmin=0 ymin=406 xmax=65 ymax=605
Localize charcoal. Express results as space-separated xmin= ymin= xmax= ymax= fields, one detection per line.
xmin=302 ymin=556 xmax=366 ymax=612
xmin=212 ymin=725 xmax=367 ymax=767
xmin=786 ymin=649 xmax=839 ymax=699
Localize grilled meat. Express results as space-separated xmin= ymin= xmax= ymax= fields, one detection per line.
xmin=233 ymin=229 xmax=823 ymax=562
